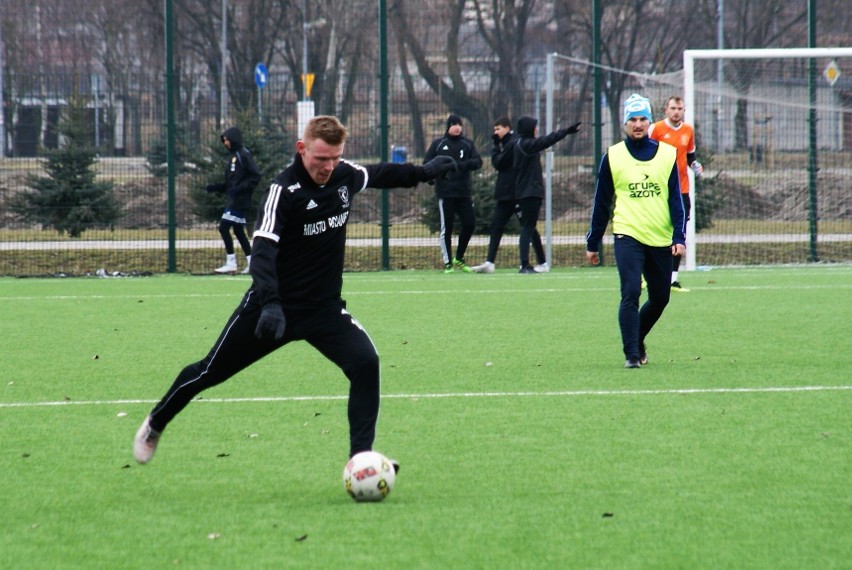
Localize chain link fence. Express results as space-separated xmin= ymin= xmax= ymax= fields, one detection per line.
xmin=1 ymin=62 xmax=850 ymax=276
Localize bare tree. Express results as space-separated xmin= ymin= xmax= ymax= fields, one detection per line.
xmin=817 ymin=0 xmax=852 ymax=46
xmin=389 ymin=0 xmax=492 ymax=143
xmin=562 ymin=0 xmax=656 ymax=141
xmin=316 ymin=0 xmax=379 ymax=122
xmin=87 ymin=1 xmax=160 ymax=154
xmin=396 ymin=29 xmax=427 ymax=156
xmin=175 ymin=0 xmax=291 ymax=114
xmin=692 ymin=0 xmax=808 ymax=150
xmin=1 ymin=0 xmax=848 ymax=161
xmin=272 ymin=0 xmax=336 ymax=113
xmin=470 ymin=0 xmax=537 ymax=120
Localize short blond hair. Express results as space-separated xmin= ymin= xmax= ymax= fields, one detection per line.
xmin=303 ymin=115 xmax=348 ymax=146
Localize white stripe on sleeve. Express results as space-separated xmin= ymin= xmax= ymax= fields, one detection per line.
xmin=257 ymin=183 xmax=282 ymax=242
xmin=341 ymin=159 xmax=369 ymax=191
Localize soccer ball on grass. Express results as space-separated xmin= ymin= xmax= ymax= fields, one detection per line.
xmin=343 ymin=451 xmax=396 ymax=502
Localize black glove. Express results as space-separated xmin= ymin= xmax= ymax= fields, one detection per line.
xmin=560 ymin=121 xmax=582 ymax=136
xmin=418 ymin=155 xmax=458 ymax=182
xmin=255 ymin=303 xmax=286 ymax=341
xmin=492 ymin=133 xmax=501 ymax=145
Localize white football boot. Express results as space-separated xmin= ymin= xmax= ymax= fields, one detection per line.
xmin=134 ymin=416 xmax=161 ymax=464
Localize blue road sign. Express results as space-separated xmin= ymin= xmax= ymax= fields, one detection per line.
xmin=254 ymin=62 xmax=268 ymax=89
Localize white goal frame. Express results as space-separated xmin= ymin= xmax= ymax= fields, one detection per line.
xmin=682 ymin=47 xmax=852 ymax=271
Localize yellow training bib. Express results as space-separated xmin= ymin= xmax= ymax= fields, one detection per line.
xmin=608 ymin=141 xmax=677 ymax=247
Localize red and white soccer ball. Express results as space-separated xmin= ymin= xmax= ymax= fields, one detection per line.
xmin=343 ymin=451 xmax=396 ymax=502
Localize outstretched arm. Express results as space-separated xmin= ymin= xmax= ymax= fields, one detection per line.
xmin=361 ymin=156 xmax=459 ymax=189
xmin=523 ymin=122 xmax=582 ymax=154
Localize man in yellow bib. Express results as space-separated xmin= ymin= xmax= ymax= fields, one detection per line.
xmin=585 ymin=94 xmax=686 ymax=368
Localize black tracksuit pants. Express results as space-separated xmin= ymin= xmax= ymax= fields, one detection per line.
xmin=147 ymin=290 xmax=380 ymax=457
xmin=486 ymin=200 xmax=545 ymax=265
xmin=613 ymin=235 xmax=673 ymax=360
xmin=517 ymin=197 xmax=543 ymax=267
xmin=438 ymin=197 xmax=475 ymax=264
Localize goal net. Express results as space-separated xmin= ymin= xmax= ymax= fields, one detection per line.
xmin=542 ymin=48 xmax=852 ymax=269
xmin=682 ymin=47 xmax=852 ymax=269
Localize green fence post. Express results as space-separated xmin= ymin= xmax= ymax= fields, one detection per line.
xmin=165 ymin=0 xmax=177 ymax=273
xmin=379 ymin=0 xmax=390 ymax=270
xmin=807 ymin=0 xmax=819 ymax=262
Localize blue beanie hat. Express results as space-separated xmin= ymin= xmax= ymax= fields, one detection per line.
xmin=623 ymin=93 xmax=652 ymax=124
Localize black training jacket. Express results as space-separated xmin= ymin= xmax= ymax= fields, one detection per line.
xmin=423 ymin=134 xmax=483 ymax=199
xmin=209 ymin=126 xmax=262 ymax=211
xmin=513 ymin=118 xmax=573 ymax=201
xmin=491 ymin=131 xmax=518 ymax=202
xmin=250 ymin=154 xmax=426 ymax=309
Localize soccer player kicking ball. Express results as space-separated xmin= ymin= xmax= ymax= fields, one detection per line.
xmin=585 ymin=94 xmax=686 ymax=368
xmin=134 ymin=115 xmax=457 ymax=469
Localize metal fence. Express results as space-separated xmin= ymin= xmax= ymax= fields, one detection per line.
xmin=1 ymin=63 xmax=850 ymax=277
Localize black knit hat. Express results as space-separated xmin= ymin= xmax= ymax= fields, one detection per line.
xmin=446 ymin=114 xmax=463 ymax=129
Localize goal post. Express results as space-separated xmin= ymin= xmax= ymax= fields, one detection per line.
xmin=541 ymin=48 xmax=851 ymax=270
xmin=683 ymin=47 xmax=852 ymax=270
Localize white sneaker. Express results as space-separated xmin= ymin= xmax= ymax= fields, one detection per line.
xmin=472 ymin=261 xmax=495 ymax=274
xmin=241 ymin=255 xmax=251 ymax=274
xmin=534 ymin=262 xmax=550 ymax=273
xmin=134 ymin=416 xmax=161 ymax=464
xmin=215 ymin=254 xmax=237 ymax=274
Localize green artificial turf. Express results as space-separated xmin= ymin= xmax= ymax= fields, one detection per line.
xmin=1 ymin=265 xmax=849 ymax=569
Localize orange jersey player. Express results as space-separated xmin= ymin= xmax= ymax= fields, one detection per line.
xmin=648 ymin=96 xmax=702 ymax=197
xmin=648 ymin=96 xmax=702 ymax=291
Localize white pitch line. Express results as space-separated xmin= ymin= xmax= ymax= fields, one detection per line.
xmin=1 ymin=385 xmax=849 ymax=409
xmin=4 ymin=282 xmax=851 ymax=302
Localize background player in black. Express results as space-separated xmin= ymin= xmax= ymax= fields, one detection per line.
xmin=134 ymin=115 xmax=457 ymax=466
xmin=423 ymin=114 xmax=483 ymax=273
xmin=206 ymin=126 xmax=261 ymax=274
xmin=513 ymin=116 xmax=581 ymax=273
xmin=472 ymin=117 xmax=547 ymax=273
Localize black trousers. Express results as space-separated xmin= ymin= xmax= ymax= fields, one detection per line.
xmin=438 ymin=197 xmax=475 ymax=264
xmin=517 ymin=197 xmax=543 ymax=267
xmin=613 ymin=235 xmax=673 ymax=360
xmin=148 ymin=290 xmax=380 ymax=456
xmin=218 ymin=219 xmax=252 ymax=256
xmin=486 ymin=200 xmax=545 ymax=265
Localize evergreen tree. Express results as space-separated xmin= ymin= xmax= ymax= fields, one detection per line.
xmin=145 ymin=123 xmax=193 ymax=177
xmin=12 ymin=97 xmax=121 ymax=237
xmin=692 ymin=146 xmax=722 ymax=233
